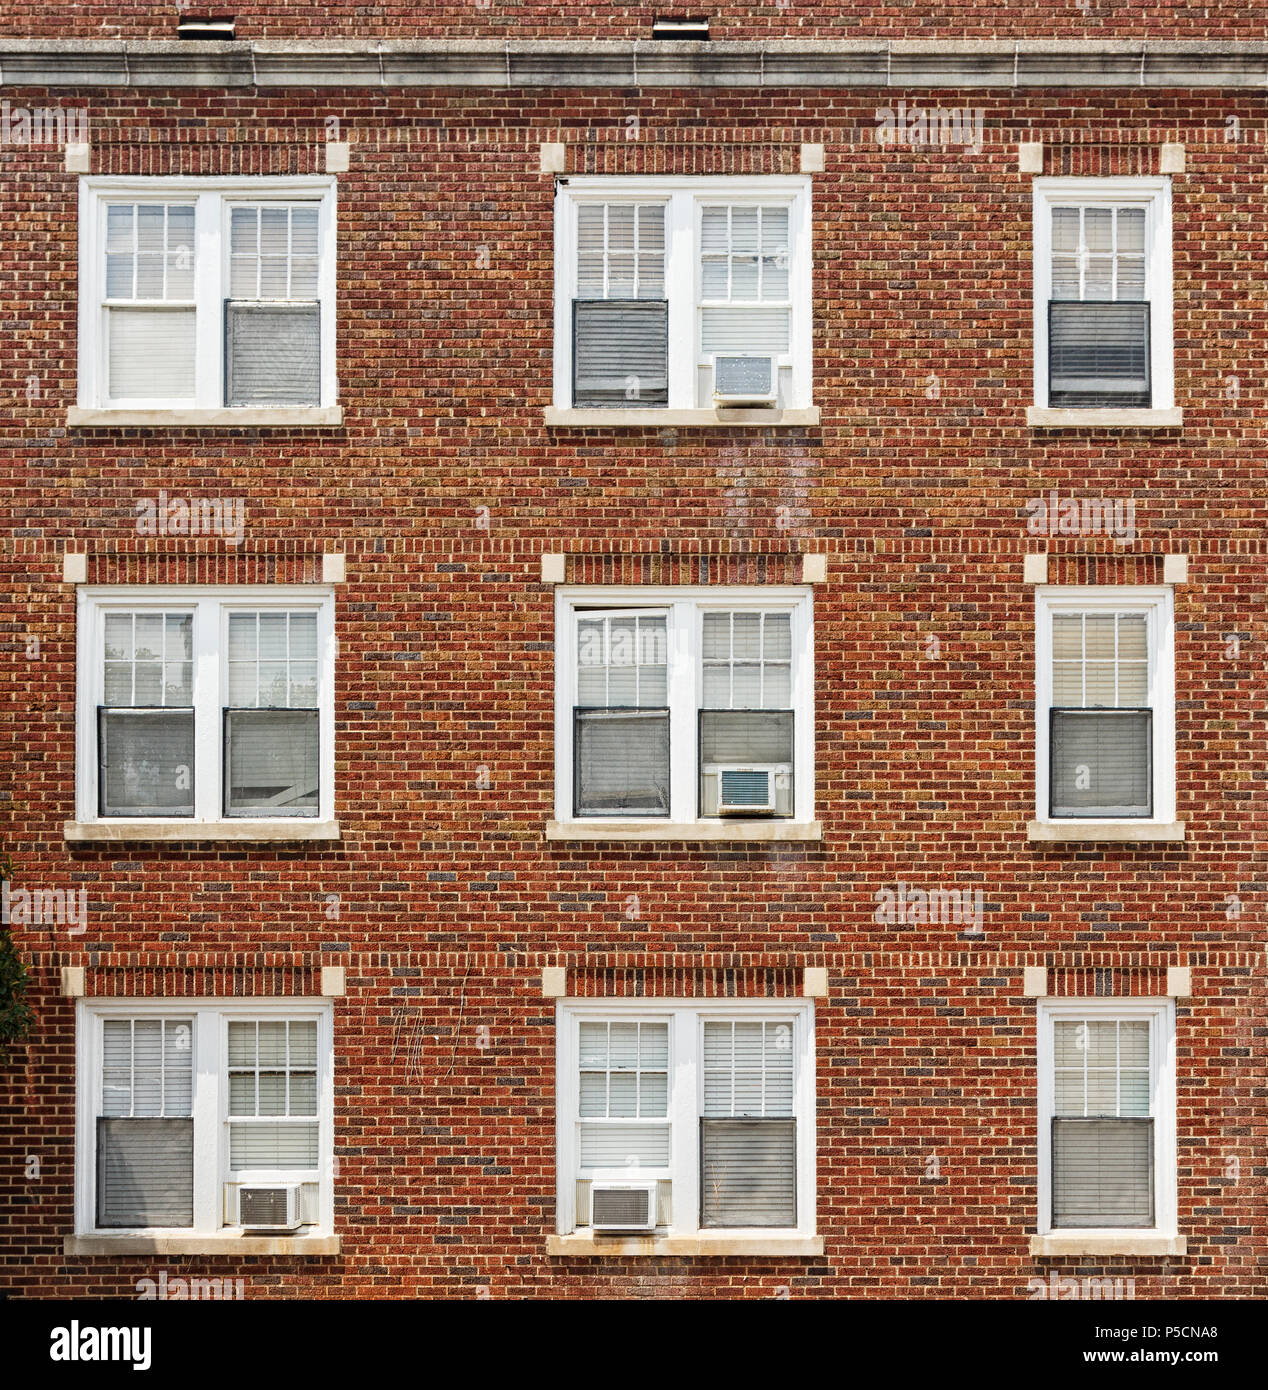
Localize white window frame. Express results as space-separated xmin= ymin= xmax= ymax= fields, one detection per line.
xmin=1034 ymin=586 xmax=1175 ymax=827
xmin=77 ymin=176 xmax=338 ymax=411
xmin=74 ymin=996 xmax=335 ymax=1238
xmin=555 ymin=996 xmax=816 ymax=1239
xmin=75 ymin=585 xmax=337 ymax=827
xmin=1036 ymin=996 xmax=1177 ymax=1240
xmin=553 ymin=585 xmax=815 ymax=826
xmin=553 ymin=176 xmax=813 ymax=411
xmin=1032 ymin=177 xmax=1174 ymax=412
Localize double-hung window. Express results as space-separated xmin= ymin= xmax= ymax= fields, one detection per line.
xmin=555 ymin=587 xmax=814 ymax=828
xmin=1037 ymin=998 xmax=1177 ymax=1243
xmin=1035 ymin=587 xmax=1174 ymax=825
xmin=554 ymin=177 xmax=813 ymax=413
xmin=76 ymin=587 xmax=335 ymax=829
xmin=76 ymin=998 xmax=334 ymax=1239
xmin=77 ymin=177 xmax=336 ymax=414
xmin=556 ymin=998 xmax=816 ymax=1241
xmin=1032 ymin=178 xmax=1173 ymax=413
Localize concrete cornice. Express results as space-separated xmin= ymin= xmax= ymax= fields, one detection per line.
xmin=1 ymin=39 xmax=1268 ymax=90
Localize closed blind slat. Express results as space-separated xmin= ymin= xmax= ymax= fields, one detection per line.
xmin=107 ymin=308 xmax=196 ymax=401
xmin=700 ymin=1118 xmax=796 ymax=1228
xmin=572 ymin=299 xmax=668 ymax=407
xmin=97 ymin=1117 xmax=194 ymax=1228
xmin=1052 ymin=1117 xmax=1154 ymax=1228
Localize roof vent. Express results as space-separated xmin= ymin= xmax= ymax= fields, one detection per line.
xmin=177 ymin=14 xmax=236 ymax=40
xmin=652 ymin=16 xmax=710 ymax=39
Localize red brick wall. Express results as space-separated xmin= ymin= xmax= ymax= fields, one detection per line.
xmin=2 ymin=84 xmax=1266 ymax=1297
xmin=2 ymin=3 xmax=1267 ymax=41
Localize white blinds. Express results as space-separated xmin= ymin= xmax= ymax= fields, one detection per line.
xmin=1051 ymin=613 xmax=1151 ymax=817
xmin=700 ymin=1020 xmax=797 ymax=1227
xmin=700 ymin=204 xmax=791 ymax=355
xmin=1051 ymin=206 xmax=1146 ymax=302
xmin=227 ymin=612 xmax=318 ymax=708
xmin=227 ymin=1020 xmax=319 ymax=1171
xmin=107 ymin=307 xmax=197 ymax=401
xmin=224 ymin=612 xmax=319 ymax=816
xmin=104 ymin=202 xmax=197 ymax=402
xmin=229 ymin=205 xmax=320 ymax=300
xmin=576 ymin=203 xmax=665 ymax=300
xmin=703 ymin=1020 xmax=794 ymax=1118
xmin=578 ymin=1021 xmax=670 ymax=1171
xmin=702 ymin=610 xmax=791 ymax=707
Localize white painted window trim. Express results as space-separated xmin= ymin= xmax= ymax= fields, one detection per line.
xmin=77 ymin=176 xmax=338 ymax=412
xmin=552 ymin=176 xmax=813 ymax=412
xmin=555 ymin=996 xmax=816 ymax=1239
xmin=74 ymin=996 xmax=334 ymax=1238
xmin=553 ymin=584 xmax=815 ymax=827
xmin=1035 ymin=996 xmax=1177 ymax=1240
xmin=1031 ymin=177 xmax=1174 ymax=412
xmin=75 ymin=585 xmax=336 ymax=827
xmin=1033 ymin=585 xmax=1175 ymax=827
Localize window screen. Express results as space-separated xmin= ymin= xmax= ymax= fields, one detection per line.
xmin=1050 ymin=612 xmax=1151 ymax=818
xmin=99 ymin=612 xmax=194 ymax=817
xmin=578 ymin=1021 xmax=670 ymax=1170
xmin=104 ymin=203 xmax=196 ymax=401
xmin=97 ymin=1018 xmax=194 ymax=1228
xmin=700 ymin=1020 xmax=796 ymax=1228
xmin=227 ymin=1020 xmax=319 ymax=1170
xmin=1051 ymin=1019 xmax=1154 ymax=1228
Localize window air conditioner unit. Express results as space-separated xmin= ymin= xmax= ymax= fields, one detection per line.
xmin=713 ymin=353 xmax=777 ymax=406
xmin=714 ymin=764 xmax=788 ymax=814
xmin=237 ymin=1184 xmax=302 ymax=1232
xmin=590 ymin=1180 xmax=658 ymax=1233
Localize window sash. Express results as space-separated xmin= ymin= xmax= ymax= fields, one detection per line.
xmin=1048 ymin=707 xmax=1153 ymax=819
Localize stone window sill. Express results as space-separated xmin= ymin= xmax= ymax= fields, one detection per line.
xmin=1027 ymin=821 xmax=1184 ymax=843
xmin=547 ymin=1232 xmax=823 ymax=1257
xmin=544 ymin=407 xmax=820 ymax=428
xmin=65 ymin=1233 xmax=340 ymax=1256
xmin=67 ymin=407 xmax=343 ymax=428
xmin=1026 ymin=407 xmax=1182 ymax=429
xmin=65 ymin=819 xmax=341 ymax=843
xmin=547 ymin=820 xmax=822 ymax=842
xmin=1029 ymin=1232 xmax=1186 ymax=1257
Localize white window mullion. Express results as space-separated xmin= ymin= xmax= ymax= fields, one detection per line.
xmin=191 ymin=1012 xmax=219 ymax=1234
xmin=667 ymin=601 xmax=697 ymax=821
xmin=664 ymin=192 xmax=695 ymax=410
xmin=191 ymin=599 xmax=221 ymax=821
xmin=668 ymin=1010 xmax=697 ymax=1235
xmin=186 ymin=193 xmax=219 ymax=409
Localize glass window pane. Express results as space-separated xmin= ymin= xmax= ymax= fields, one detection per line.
xmin=1085 ymin=209 xmax=1112 ymax=252
xmin=257 ymin=1073 xmax=287 ymax=1116
xmin=1086 ymin=1020 xmax=1118 ymax=1067
xmin=1118 ymin=208 xmax=1145 ymax=253
xmin=608 ymin=1072 xmax=637 ymax=1117
xmin=1119 ymin=1021 xmax=1150 ymax=1067
xmin=1054 ymin=1070 xmax=1084 ymax=1116
xmin=258 ymin=1021 xmax=287 ymax=1065
xmin=228 ymin=1022 xmax=255 ymax=1067
xmin=228 ymin=1072 xmax=256 ymax=1115
xmin=1053 ymin=1021 xmax=1085 ymax=1067
xmin=1086 ymin=1070 xmax=1118 ymax=1114
xmin=578 ymin=1023 xmax=607 ymax=1069
xmin=639 ymin=1071 xmax=668 ymax=1117
xmin=579 ymin=1073 xmax=606 ymax=1117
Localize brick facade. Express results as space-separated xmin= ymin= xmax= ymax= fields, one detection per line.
xmin=1 ymin=15 xmax=1265 ymax=1300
